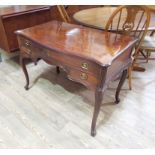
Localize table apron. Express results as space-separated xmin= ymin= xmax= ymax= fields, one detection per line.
xmin=18 ymin=36 xmax=132 ymax=91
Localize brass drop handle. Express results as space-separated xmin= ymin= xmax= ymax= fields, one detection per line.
xmin=25 ymin=49 xmax=31 ymax=55
xmin=25 ymin=40 xmax=31 ymax=46
xmin=81 ymin=62 xmax=88 ymax=70
xmin=80 ymin=72 xmax=88 ymax=80
xmin=22 ymin=45 xmax=31 ymax=55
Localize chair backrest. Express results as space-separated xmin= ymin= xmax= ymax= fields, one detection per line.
xmin=57 ymin=5 xmax=71 ymax=23
xmin=105 ymin=5 xmax=151 ymax=57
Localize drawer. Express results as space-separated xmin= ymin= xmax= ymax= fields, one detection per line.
xmin=19 ymin=37 xmax=47 ymax=58
xmin=67 ymin=69 xmax=99 ymax=90
xmin=47 ymin=50 xmax=101 ymax=76
xmin=20 ymin=38 xmax=33 ymax=55
xmin=18 ymin=36 xmax=101 ymax=77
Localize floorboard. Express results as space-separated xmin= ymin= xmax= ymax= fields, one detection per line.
xmin=0 ymin=56 xmax=155 ymax=148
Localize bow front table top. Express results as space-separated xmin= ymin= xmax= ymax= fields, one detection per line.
xmin=16 ymin=20 xmax=138 ymax=136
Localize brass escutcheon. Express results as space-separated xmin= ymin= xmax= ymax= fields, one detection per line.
xmin=81 ymin=62 xmax=88 ymax=70
xmin=80 ymin=72 xmax=88 ymax=80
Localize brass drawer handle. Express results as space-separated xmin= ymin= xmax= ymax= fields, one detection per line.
xmin=81 ymin=62 xmax=88 ymax=70
xmin=25 ymin=49 xmax=31 ymax=55
xmin=25 ymin=40 xmax=31 ymax=46
xmin=21 ymin=46 xmax=31 ymax=55
xmin=80 ymin=73 xmax=88 ymax=80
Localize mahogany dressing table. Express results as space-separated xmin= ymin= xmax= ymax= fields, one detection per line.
xmin=16 ymin=20 xmax=138 ymax=136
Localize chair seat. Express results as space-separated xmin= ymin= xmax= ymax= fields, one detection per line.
xmin=140 ymin=36 xmax=155 ymax=50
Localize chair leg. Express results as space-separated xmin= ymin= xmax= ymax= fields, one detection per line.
xmin=128 ymin=66 xmax=132 ymax=90
xmin=140 ymin=50 xmax=147 ymax=59
xmin=148 ymin=51 xmax=151 ymax=57
xmin=0 ymin=53 xmax=2 ymax=62
xmin=146 ymin=51 xmax=151 ymax=63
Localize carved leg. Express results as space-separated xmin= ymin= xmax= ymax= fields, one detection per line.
xmin=34 ymin=58 xmax=41 ymax=66
xmin=91 ymin=89 xmax=104 ymax=137
xmin=128 ymin=66 xmax=132 ymax=90
xmin=115 ymin=69 xmax=128 ymax=104
xmin=56 ymin=66 xmax=60 ymax=74
xmin=20 ymin=57 xmax=29 ymax=90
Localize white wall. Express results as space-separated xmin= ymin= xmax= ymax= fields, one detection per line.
xmin=0 ymin=5 xmax=11 ymax=8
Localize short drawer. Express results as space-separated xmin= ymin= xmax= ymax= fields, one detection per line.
xmin=19 ymin=37 xmax=34 ymax=55
xmin=19 ymin=37 xmax=46 ymax=58
xmin=47 ymin=50 xmax=101 ymax=76
xmin=67 ymin=69 xmax=99 ymax=90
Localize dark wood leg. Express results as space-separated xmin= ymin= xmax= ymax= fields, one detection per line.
xmin=20 ymin=57 xmax=29 ymax=90
xmin=115 ymin=69 xmax=128 ymax=104
xmin=91 ymin=89 xmax=104 ymax=137
xmin=34 ymin=58 xmax=41 ymax=66
xmin=34 ymin=61 xmax=38 ymax=66
xmin=56 ymin=66 xmax=60 ymax=74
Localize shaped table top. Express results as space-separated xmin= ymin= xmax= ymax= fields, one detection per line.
xmin=16 ymin=20 xmax=137 ymax=66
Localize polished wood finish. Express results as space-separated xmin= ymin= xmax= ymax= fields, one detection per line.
xmin=16 ymin=20 xmax=137 ymax=136
xmin=52 ymin=6 xmax=102 ymax=73
xmin=0 ymin=5 xmax=52 ymax=52
xmin=0 ymin=5 xmax=48 ymax=16
xmin=0 ymin=5 xmax=103 ymax=53
xmin=105 ymin=5 xmax=151 ymax=90
xmin=74 ymin=6 xmax=151 ymax=90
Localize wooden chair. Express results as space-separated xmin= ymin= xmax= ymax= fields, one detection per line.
xmin=139 ymin=30 xmax=155 ymax=62
xmin=105 ymin=5 xmax=151 ymax=90
xmin=57 ymin=5 xmax=71 ymax=23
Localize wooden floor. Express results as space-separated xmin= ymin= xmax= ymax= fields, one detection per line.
xmin=0 ymin=56 xmax=155 ymax=148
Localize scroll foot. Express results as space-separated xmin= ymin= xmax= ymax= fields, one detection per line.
xmin=20 ymin=57 xmax=30 ymax=91
xmin=115 ymin=69 xmax=127 ymax=104
xmin=91 ymin=89 xmax=104 ymax=137
xmin=56 ymin=66 xmax=60 ymax=74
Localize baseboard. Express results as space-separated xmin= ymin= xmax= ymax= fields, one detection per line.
xmin=0 ymin=48 xmax=19 ymax=62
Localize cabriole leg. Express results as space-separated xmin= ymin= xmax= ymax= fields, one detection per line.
xmin=56 ymin=66 xmax=60 ymax=74
xmin=20 ymin=57 xmax=29 ymax=90
xmin=115 ymin=69 xmax=128 ymax=104
xmin=91 ymin=89 xmax=104 ymax=137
